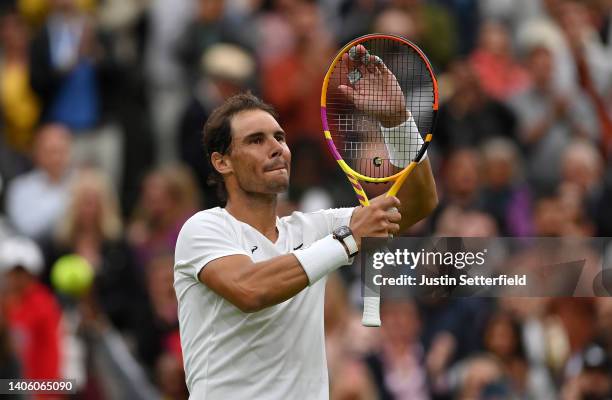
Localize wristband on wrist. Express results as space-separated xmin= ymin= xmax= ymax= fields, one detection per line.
xmin=380 ymin=111 xmax=428 ymax=168
xmin=293 ymin=234 xmax=351 ymax=286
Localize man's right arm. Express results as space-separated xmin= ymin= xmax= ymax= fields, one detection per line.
xmin=199 ymin=254 xmax=309 ymax=313
xmin=198 ymin=196 xmax=401 ymax=313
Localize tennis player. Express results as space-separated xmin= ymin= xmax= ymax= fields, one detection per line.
xmin=174 ymin=73 xmax=437 ymax=398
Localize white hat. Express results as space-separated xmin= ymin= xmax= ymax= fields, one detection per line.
xmin=0 ymin=236 xmax=44 ymax=276
xmin=201 ymin=43 xmax=256 ymax=84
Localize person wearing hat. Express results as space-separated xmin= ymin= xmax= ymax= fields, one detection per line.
xmin=0 ymin=236 xmax=62 ymax=380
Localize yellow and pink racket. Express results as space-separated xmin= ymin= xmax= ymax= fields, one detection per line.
xmin=321 ymin=34 xmax=438 ymax=326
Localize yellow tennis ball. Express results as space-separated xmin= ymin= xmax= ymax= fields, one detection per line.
xmin=50 ymin=255 xmax=94 ymax=297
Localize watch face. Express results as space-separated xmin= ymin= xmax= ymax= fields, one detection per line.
xmin=335 ymin=226 xmax=350 ymax=238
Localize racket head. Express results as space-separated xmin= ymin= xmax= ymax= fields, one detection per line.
xmin=321 ymin=34 xmax=438 ymax=183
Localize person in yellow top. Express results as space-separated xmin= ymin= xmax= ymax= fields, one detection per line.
xmin=0 ymin=12 xmax=40 ymax=154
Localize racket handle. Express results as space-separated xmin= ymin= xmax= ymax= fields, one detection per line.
xmin=361 ymin=206 xmax=397 ymax=327
xmin=362 ymin=296 xmax=381 ymax=327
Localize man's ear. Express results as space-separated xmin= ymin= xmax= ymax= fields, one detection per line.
xmin=211 ymin=152 xmax=232 ymax=175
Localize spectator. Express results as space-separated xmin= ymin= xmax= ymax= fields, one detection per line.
xmin=557 ymin=0 xmax=612 ymax=156
xmin=509 ymin=44 xmax=599 ymax=192
xmin=144 ymin=0 xmax=194 ymax=163
xmin=480 ymin=138 xmax=533 ymax=236
xmin=559 ymin=139 xmax=604 ymax=235
xmin=469 ymin=20 xmax=530 ymax=101
xmin=560 ymin=141 xmax=603 ymax=193
xmin=515 ymin=0 xmax=578 ymax=93
xmin=325 ymin=274 xmax=378 ymax=400
xmin=434 ymin=60 xmax=517 ymax=157
xmin=47 ymin=167 xmax=146 ymax=334
xmin=177 ymin=0 xmax=255 ymax=85
xmin=29 ymin=0 xmax=124 ymax=186
xmin=128 ymin=164 xmax=200 ymax=267
xmin=455 ymin=209 xmax=498 ymax=237
xmin=557 ymin=0 xmax=612 ymax=101
xmin=421 ymin=297 xmax=494 ymax=393
xmin=5 ymin=123 xmax=72 ymax=240
xmin=135 ymin=251 xmax=182 ymax=371
xmin=0 ymin=11 xmax=40 ymax=155
xmin=96 ymin=0 xmax=155 ymax=216
xmin=260 ymin=0 xmax=335 ymax=149
xmin=434 ymin=0 xmax=480 ymax=55
xmin=145 ymin=251 xmax=178 ymax=323
xmin=390 ymin=0 xmax=459 ymax=70
xmin=548 ymin=299 xmax=598 ymax=380
xmin=532 ymin=194 xmax=567 ymax=237
xmin=482 ymin=311 xmax=556 ymax=399
xmin=440 ymin=148 xmax=482 ymax=209
xmin=429 ymin=148 xmax=487 ymax=236
xmin=371 ymin=7 xmax=419 ymax=43
xmin=0 ymin=236 xmax=62 ymax=380
xmin=178 ymin=43 xmax=256 ymax=208
xmin=365 ymin=299 xmax=429 ymax=400
xmin=500 ymin=297 xmax=560 ymax=389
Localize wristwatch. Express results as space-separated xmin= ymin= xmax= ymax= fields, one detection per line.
xmin=332 ymin=226 xmax=359 ymax=258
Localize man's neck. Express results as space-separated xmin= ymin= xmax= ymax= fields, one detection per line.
xmin=225 ymin=194 xmax=279 ymax=242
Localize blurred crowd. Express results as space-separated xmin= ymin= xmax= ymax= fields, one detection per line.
xmin=0 ymin=0 xmax=610 ymax=398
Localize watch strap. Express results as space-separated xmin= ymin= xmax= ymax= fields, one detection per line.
xmin=333 ymin=226 xmax=359 ymax=257
xmin=343 ymin=234 xmax=358 ymax=257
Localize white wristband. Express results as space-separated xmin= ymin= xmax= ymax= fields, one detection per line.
xmin=293 ymin=235 xmax=351 ymax=285
xmin=380 ymin=112 xmax=427 ymax=168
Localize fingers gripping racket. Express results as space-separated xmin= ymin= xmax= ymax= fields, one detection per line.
xmin=321 ymin=34 xmax=438 ymax=326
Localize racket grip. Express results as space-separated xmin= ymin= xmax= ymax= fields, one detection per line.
xmin=361 ymin=206 xmax=397 ymax=327
xmin=362 ymin=296 xmax=381 ymax=327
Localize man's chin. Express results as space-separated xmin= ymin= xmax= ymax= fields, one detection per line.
xmin=270 ymin=181 xmax=290 ymax=193
xmin=267 ymin=177 xmax=290 ymax=193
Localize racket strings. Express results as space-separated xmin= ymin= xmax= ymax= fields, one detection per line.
xmin=326 ymin=37 xmax=434 ymax=178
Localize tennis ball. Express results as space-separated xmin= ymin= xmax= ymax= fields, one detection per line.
xmin=50 ymin=255 xmax=94 ymax=297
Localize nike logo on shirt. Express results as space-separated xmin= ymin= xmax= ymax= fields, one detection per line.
xmin=293 ymin=243 xmax=303 ymax=250
xmin=251 ymin=246 xmax=258 ymax=253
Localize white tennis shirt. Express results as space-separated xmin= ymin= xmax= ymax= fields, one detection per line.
xmin=174 ymin=206 xmax=355 ymax=399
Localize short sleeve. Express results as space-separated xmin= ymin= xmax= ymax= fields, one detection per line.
xmin=325 ymin=207 xmax=356 ymax=232
xmin=306 ymin=207 xmax=356 ymax=237
xmin=174 ymin=212 xmax=250 ymax=281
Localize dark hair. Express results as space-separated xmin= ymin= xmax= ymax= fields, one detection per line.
xmin=202 ymin=92 xmax=278 ymax=202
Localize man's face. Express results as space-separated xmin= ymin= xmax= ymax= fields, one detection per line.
xmin=35 ymin=126 xmax=71 ymax=179
xmin=529 ymin=47 xmax=553 ymax=88
xmin=225 ymin=109 xmax=291 ymax=195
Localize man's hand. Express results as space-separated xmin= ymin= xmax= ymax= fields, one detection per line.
xmin=338 ymin=45 xmax=407 ymax=128
xmin=349 ymin=195 xmax=402 ymax=249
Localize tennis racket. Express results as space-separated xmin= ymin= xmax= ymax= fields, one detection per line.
xmin=321 ymin=34 xmax=438 ymax=326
